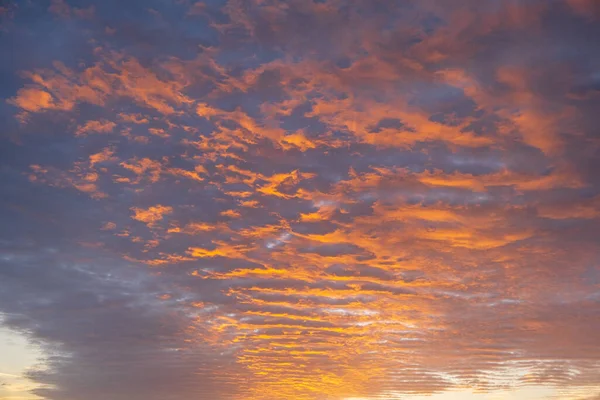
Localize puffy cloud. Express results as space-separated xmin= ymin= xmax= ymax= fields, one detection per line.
xmin=75 ymin=119 xmax=116 ymax=136
xmin=8 ymin=87 xmax=55 ymax=112
xmin=130 ymin=205 xmax=173 ymax=227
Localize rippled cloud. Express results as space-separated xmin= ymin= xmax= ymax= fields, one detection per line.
xmin=1 ymin=1 xmax=600 ymax=399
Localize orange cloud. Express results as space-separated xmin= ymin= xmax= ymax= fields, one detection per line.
xmin=8 ymin=87 xmax=55 ymax=112
xmin=130 ymin=205 xmax=173 ymax=227
xmin=75 ymin=119 xmax=116 ymax=136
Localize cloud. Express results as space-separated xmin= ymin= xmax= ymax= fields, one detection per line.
xmin=8 ymin=87 xmax=55 ymax=112
xmin=130 ymin=205 xmax=173 ymax=227
xmin=2 ymin=0 xmax=600 ymax=399
xmin=48 ymin=0 xmax=95 ymax=19
xmin=75 ymin=119 xmax=116 ymax=136
xmin=8 ymin=55 xmax=196 ymax=119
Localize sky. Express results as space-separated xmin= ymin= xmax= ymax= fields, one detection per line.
xmin=0 ymin=0 xmax=600 ymax=399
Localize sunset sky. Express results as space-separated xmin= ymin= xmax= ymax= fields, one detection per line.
xmin=1 ymin=0 xmax=600 ymax=399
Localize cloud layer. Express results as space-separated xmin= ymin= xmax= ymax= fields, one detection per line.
xmin=1 ymin=0 xmax=600 ymax=399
